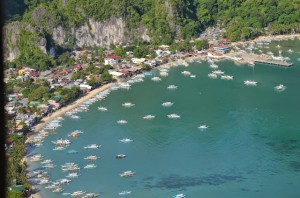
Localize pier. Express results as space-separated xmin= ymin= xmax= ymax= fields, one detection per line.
xmin=225 ymin=52 xmax=293 ymax=67
xmin=254 ymin=60 xmax=293 ymax=67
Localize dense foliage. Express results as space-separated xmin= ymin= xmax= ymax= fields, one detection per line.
xmin=4 ymin=0 xmax=300 ymax=67
xmin=6 ymin=135 xmax=31 ymax=191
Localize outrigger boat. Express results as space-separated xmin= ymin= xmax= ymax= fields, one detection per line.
xmin=84 ymin=144 xmax=100 ymax=149
xmin=84 ymin=155 xmax=98 ymax=161
xmin=118 ymin=191 xmax=131 ymax=195
xmin=51 ymin=138 xmax=71 ymax=145
xmin=116 ymin=154 xmax=126 ymax=159
xmin=120 ymin=171 xmax=135 ymax=177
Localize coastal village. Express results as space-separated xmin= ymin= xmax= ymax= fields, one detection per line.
xmin=4 ymin=26 xmax=297 ymax=197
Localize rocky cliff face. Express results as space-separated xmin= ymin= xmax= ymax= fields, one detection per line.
xmin=4 ymin=16 xmax=150 ymax=61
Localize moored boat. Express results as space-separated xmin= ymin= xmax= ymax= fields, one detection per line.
xmin=274 ymin=84 xmax=286 ymax=91
xmin=84 ymin=164 xmax=97 ymax=169
xmin=162 ymin=102 xmax=174 ymax=107
xmin=119 ymin=138 xmax=133 ymax=143
xmin=84 ymin=144 xmax=100 ymax=149
xmin=244 ymin=80 xmax=257 ymax=86
xmin=116 ymin=154 xmax=126 ymax=159
xmin=118 ymin=191 xmax=131 ymax=195
xmin=120 ymin=171 xmax=135 ymax=177
xmin=143 ymin=115 xmax=155 ymax=120
xmin=84 ymin=155 xmax=98 ymax=161
xmin=167 ymin=114 xmax=181 ymax=119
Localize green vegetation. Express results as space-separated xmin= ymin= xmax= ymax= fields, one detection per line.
xmin=4 ymin=0 xmax=300 ymax=68
xmin=56 ymin=86 xmax=82 ymax=104
xmin=6 ymin=135 xmax=31 ymax=190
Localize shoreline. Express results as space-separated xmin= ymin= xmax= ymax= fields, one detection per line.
xmin=32 ymin=83 xmax=115 ymax=132
xmin=30 ymin=34 xmax=300 ymax=134
xmin=230 ymin=34 xmax=300 ymax=46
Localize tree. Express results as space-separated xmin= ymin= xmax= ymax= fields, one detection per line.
xmin=133 ymin=46 xmax=149 ymax=58
xmin=101 ymin=69 xmax=113 ymax=82
xmin=195 ymin=40 xmax=209 ymax=50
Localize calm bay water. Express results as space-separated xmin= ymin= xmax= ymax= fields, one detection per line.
xmin=29 ymin=39 xmax=300 ymax=198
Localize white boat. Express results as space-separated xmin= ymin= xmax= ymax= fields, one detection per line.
xmin=209 ymin=64 xmax=218 ymax=69
xmin=173 ymin=193 xmax=186 ymax=198
xmin=167 ymin=114 xmax=181 ymax=119
xmin=221 ymin=75 xmax=233 ymax=80
xmin=122 ymin=102 xmax=135 ymax=108
xmin=119 ymin=138 xmax=133 ymax=143
xmin=190 ymin=75 xmax=196 ymax=78
xmin=53 ymin=188 xmax=63 ymax=193
xmin=58 ymin=178 xmax=71 ymax=184
xmin=120 ymin=171 xmax=135 ymax=177
xmin=181 ymin=70 xmax=191 ymax=76
xmin=162 ymin=102 xmax=174 ymax=107
xmin=52 ymin=139 xmax=71 ymax=145
xmin=34 ymin=143 xmax=43 ymax=147
xmin=97 ymin=107 xmax=108 ymax=111
xmin=120 ymin=83 xmax=131 ymax=89
xmin=208 ymin=73 xmax=217 ymax=79
xmin=84 ymin=155 xmax=98 ymax=161
xmin=84 ymin=164 xmax=97 ymax=169
xmin=244 ymin=80 xmax=257 ymax=86
xmin=274 ymin=84 xmax=286 ymax=91
xmin=84 ymin=144 xmax=100 ymax=149
xmin=38 ymin=179 xmax=49 ymax=185
xmin=30 ymin=154 xmax=43 ymax=162
xmin=45 ymin=184 xmax=58 ymax=189
xmin=118 ymin=191 xmax=132 ymax=195
xmin=53 ymin=146 xmax=66 ymax=151
xmin=66 ymin=173 xmax=80 ymax=178
xmin=160 ymin=71 xmax=169 ymax=76
xmin=288 ymin=49 xmax=294 ymax=53
xmin=42 ymin=163 xmax=55 ymax=169
xmin=151 ymin=77 xmax=162 ymax=81
xmin=83 ymin=193 xmax=100 ymax=198
xmin=117 ymin=120 xmax=128 ymax=124
xmin=248 ymin=61 xmax=255 ymax=67
xmin=143 ymin=115 xmax=155 ymax=120
xmin=62 ymin=167 xmax=80 ymax=172
xmin=41 ymin=159 xmax=53 ymax=164
xmin=198 ymin=125 xmax=209 ymax=130
xmin=212 ymin=70 xmax=224 ymax=75
xmin=167 ymin=85 xmax=178 ymax=89
xmin=70 ymin=115 xmax=80 ymax=119
xmin=71 ymin=191 xmax=86 ymax=197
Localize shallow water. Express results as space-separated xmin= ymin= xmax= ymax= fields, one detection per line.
xmin=29 ymin=39 xmax=300 ymax=198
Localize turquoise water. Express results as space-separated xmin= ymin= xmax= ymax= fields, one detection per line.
xmin=29 ymin=39 xmax=300 ymax=198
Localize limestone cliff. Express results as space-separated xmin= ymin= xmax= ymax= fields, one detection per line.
xmin=4 ymin=16 xmax=151 ymax=61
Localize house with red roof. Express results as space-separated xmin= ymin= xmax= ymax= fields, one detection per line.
xmin=104 ymin=55 xmax=118 ymax=65
xmin=72 ymin=65 xmax=82 ymax=71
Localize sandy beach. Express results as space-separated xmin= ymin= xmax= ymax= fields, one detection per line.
xmin=33 ymin=83 xmax=114 ymax=132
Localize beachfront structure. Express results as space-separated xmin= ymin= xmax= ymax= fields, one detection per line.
xmin=104 ymin=55 xmax=118 ymax=65
xmin=213 ymin=46 xmax=229 ymax=53
xmin=132 ymin=58 xmax=146 ymax=64
xmin=108 ymin=71 xmax=125 ymax=78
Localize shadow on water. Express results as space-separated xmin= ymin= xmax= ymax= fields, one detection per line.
xmin=289 ymin=161 xmax=300 ymax=172
xmin=265 ymin=139 xmax=300 ymax=156
xmin=143 ymin=174 xmax=245 ymax=189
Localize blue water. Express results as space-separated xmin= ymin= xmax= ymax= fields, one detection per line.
xmin=28 ymin=39 xmax=300 ymax=198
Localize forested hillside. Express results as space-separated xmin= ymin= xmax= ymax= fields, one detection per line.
xmin=4 ymin=0 xmax=300 ymax=68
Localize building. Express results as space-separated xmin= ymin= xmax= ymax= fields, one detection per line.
xmin=108 ymin=70 xmax=125 ymax=78
xmin=212 ymin=46 xmax=229 ymax=53
xmin=104 ymin=55 xmax=118 ymax=65
xmin=131 ymin=58 xmax=146 ymax=64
